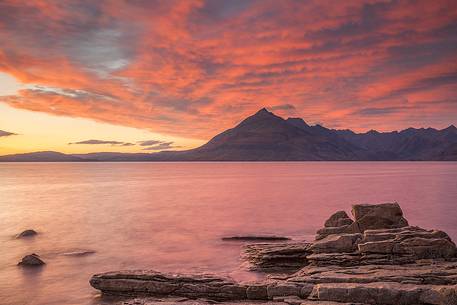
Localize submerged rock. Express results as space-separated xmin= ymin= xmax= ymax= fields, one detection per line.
xmin=16 ymin=229 xmax=38 ymax=238
xmin=18 ymin=253 xmax=45 ymax=266
xmin=222 ymin=236 xmax=291 ymax=242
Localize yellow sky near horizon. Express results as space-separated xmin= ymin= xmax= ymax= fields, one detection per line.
xmin=0 ymin=73 xmax=205 ymax=155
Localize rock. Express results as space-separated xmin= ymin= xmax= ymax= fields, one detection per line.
xmin=324 ymin=211 xmax=353 ymax=228
xmin=90 ymin=202 xmax=457 ymax=305
xmin=16 ymin=229 xmax=37 ymax=238
xmin=90 ymin=270 xmax=248 ymax=301
xmin=309 ymin=234 xmax=362 ymax=254
xmin=308 ymin=282 xmax=427 ymax=304
xmin=18 ymin=253 xmax=45 ymax=266
xmin=316 ymin=226 xmax=351 ymax=241
xmin=246 ymin=283 xmax=268 ymax=300
xmin=289 ymin=261 xmax=457 ymax=286
xmin=267 ymin=283 xmax=301 ymax=299
xmin=222 ymin=236 xmax=291 ymax=242
xmin=243 ymin=242 xmax=311 ymax=271
xmin=358 ymin=226 xmax=457 ymax=261
xmin=61 ymin=250 xmax=96 ymax=256
xmin=346 ymin=203 xmax=409 ymax=233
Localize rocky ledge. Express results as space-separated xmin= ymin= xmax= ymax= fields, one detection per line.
xmin=90 ymin=203 xmax=457 ymax=305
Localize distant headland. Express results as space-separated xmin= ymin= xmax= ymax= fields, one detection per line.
xmin=1 ymin=108 xmax=456 ymax=161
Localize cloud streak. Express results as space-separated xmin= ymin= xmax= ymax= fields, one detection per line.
xmin=0 ymin=0 xmax=456 ymax=137
xmin=0 ymin=129 xmax=17 ymax=137
xmin=69 ymin=139 xmax=134 ymax=146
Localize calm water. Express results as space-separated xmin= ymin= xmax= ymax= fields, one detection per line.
xmin=1 ymin=162 xmax=456 ymax=305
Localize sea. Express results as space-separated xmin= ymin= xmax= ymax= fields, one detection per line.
xmin=1 ymin=162 xmax=456 ymax=305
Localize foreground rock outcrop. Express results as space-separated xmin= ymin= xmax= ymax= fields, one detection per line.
xmin=90 ymin=203 xmax=457 ymax=305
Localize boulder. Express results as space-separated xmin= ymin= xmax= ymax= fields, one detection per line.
xmin=16 ymin=229 xmax=37 ymax=238
xmin=324 ymin=211 xmax=353 ymax=228
xmin=346 ymin=203 xmax=409 ymax=233
xmin=310 ymin=234 xmax=362 ymax=254
xmin=18 ymin=253 xmax=45 ymax=266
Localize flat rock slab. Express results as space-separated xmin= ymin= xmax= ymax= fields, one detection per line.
xmin=223 ymin=236 xmax=291 ymax=242
xmin=289 ymin=261 xmax=457 ymax=285
xmin=90 ymin=270 xmax=248 ymax=301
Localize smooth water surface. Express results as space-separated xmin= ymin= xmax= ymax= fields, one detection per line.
xmin=1 ymin=162 xmax=456 ymax=305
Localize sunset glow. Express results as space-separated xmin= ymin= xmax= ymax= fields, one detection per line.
xmin=1 ymin=0 xmax=456 ymax=154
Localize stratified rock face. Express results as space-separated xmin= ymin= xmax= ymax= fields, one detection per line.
xmin=309 ymin=234 xmax=362 ymax=254
xmin=90 ymin=270 xmax=247 ymax=301
xmin=358 ymin=227 xmax=457 ymax=260
xmin=90 ymin=203 xmax=457 ymax=305
xmin=243 ymin=242 xmax=311 ymax=271
xmin=346 ymin=202 xmax=409 ymax=233
xmin=16 ymin=229 xmax=37 ymax=238
xmin=316 ymin=203 xmax=409 ymax=240
xmin=309 ymin=226 xmax=457 ymax=267
xmin=324 ymin=211 xmax=353 ymax=228
xmin=18 ymin=254 xmax=45 ymax=266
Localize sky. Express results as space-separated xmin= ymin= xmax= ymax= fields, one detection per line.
xmin=0 ymin=0 xmax=457 ymax=154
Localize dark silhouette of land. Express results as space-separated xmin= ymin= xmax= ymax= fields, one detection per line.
xmin=1 ymin=108 xmax=456 ymax=161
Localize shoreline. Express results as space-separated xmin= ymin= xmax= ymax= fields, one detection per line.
xmin=89 ymin=203 xmax=457 ymax=305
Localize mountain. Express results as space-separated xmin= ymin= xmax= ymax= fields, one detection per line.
xmin=0 ymin=151 xmax=84 ymax=162
xmin=0 ymin=109 xmax=456 ymax=161
xmin=175 ymin=108 xmax=364 ymax=160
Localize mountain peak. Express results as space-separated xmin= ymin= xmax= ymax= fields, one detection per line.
xmin=255 ymin=107 xmax=273 ymax=115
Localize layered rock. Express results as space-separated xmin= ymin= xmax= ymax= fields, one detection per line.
xmin=316 ymin=203 xmax=408 ymax=240
xmin=90 ymin=270 xmax=247 ymax=301
xmin=90 ymin=203 xmax=457 ymax=305
xmin=243 ymin=242 xmax=311 ymax=271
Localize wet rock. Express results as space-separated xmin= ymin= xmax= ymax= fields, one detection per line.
xmin=309 ymin=234 xmax=362 ymax=254
xmin=243 ymin=242 xmax=311 ymax=271
xmin=90 ymin=270 xmax=248 ymax=301
xmin=222 ymin=236 xmax=291 ymax=242
xmin=324 ymin=211 xmax=353 ymax=228
xmin=16 ymin=229 xmax=37 ymax=238
xmin=18 ymin=253 xmax=45 ymax=266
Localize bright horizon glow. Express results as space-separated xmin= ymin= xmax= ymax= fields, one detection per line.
xmin=0 ymin=103 xmax=204 ymax=155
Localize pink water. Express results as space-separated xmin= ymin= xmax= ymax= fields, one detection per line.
xmin=1 ymin=162 xmax=456 ymax=305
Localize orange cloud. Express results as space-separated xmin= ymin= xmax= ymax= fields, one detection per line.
xmin=0 ymin=0 xmax=456 ymax=139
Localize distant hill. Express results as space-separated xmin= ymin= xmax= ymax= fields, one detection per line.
xmin=1 ymin=109 xmax=456 ymax=161
xmin=0 ymin=151 xmax=84 ymax=162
